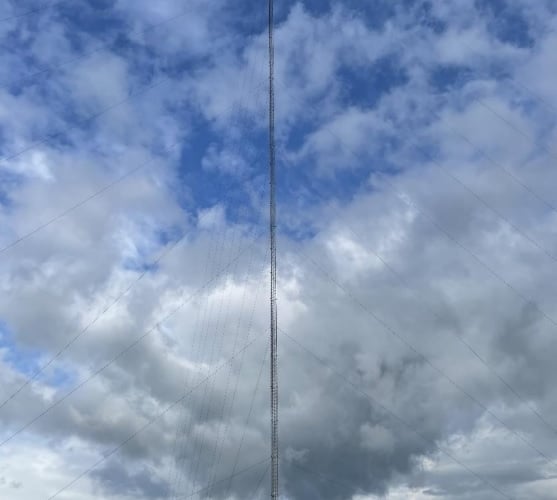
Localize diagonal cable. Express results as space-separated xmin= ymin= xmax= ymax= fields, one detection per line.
xmin=277 ymin=78 xmax=557 ymax=359
xmin=174 ymin=456 xmax=271 ymax=500
xmin=0 ymin=235 xmax=183 ymax=411
xmin=45 ymin=338 xmax=266 ymax=500
xmin=276 ymin=147 xmax=557 ymax=439
xmin=0 ymin=80 xmax=266 ymax=255
xmin=0 ymin=146 xmax=268 ymax=413
xmin=0 ymin=0 xmax=64 ymax=23
xmin=281 ymin=329 xmax=513 ymax=500
xmin=1 ymin=1 xmax=208 ymax=88
xmin=0 ymin=237 xmax=259 ymax=449
xmin=297 ymin=248 xmax=557 ymax=469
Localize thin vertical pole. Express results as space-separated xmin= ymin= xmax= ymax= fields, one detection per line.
xmin=268 ymin=0 xmax=279 ymax=498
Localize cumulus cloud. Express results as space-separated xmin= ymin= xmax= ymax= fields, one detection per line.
xmin=1 ymin=1 xmax=557 ymax=499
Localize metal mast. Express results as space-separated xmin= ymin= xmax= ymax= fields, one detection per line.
xmin=267 ymin=0 xmax=279 ymax=498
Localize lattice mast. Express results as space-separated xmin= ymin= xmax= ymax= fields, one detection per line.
xmin=267 ymin=0 xmax=279 ymax=498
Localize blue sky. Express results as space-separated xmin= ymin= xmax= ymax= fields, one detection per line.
xmin=1 ymin=1 xmax=557 ymax=499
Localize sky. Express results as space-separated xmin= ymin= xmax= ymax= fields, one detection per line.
xmin=1 ymin=0 xmax=557 ymax=499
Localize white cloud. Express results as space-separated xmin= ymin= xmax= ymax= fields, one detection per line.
xmin=1 ymin=1 xmax=557 ymax=499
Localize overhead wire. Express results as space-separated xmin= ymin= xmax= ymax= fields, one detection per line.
xmin=184 ymin=122 xmax=255 ymax=498
xmin=0 ymin=73 xmax=172 ymax=163
xmin=170 ymin=224 xmax=234 ymax=498
xmin=321 ymin=4 xmax=557 ymax=224
xmin=412 ymin=140 xmax=557 ymax=260
xmin=412 ymin=6 xmax=557 ymax=123
xmin=173 ymin=234 xmax=262 ymax=498
xmin=202 ymin=253 xmax=268 ymax=493
xmin=395 ymin=104 xmax=557 ymax=267
xmin=177 ymin=137 xmax=249 ymax=500
xmin=375 ymin=4 xmax=557 ymax=231
xmin=186 ymin=227 xmax=260 ymax=496
xmin=175 ymin=210 xmax=258 ymax=497
xmin=473 ymin=97 xmax=557 ymax=161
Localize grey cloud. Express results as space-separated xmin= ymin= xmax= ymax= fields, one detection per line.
xmin=2 ymin=1 xmax=557 ymax=500
xmin=91 ymin=459 xmax=170 ymax=498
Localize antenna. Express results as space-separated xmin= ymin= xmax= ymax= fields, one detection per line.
xmin=267 ymin=0 xmax=279 ymax=498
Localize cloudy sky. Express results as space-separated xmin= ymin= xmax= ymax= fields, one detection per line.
xmin=1 ymin=0 xmax=557 ymax=498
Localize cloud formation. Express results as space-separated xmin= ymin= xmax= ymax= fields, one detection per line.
xmin=1 ymin=1 xmax=557 ymax=499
